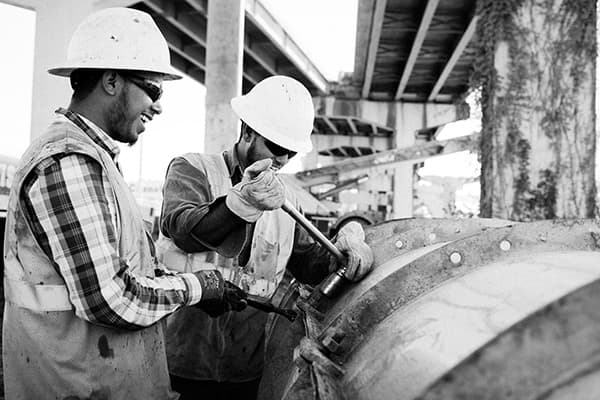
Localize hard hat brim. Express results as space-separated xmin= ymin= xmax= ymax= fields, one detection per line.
xmin=48 ymin=64 xmax=183 ymax=81
xmin=231 ymin=95 xmax=313 ymax=153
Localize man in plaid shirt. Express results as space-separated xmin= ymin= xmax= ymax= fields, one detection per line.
xmin=2 ymin=8 xmax=277 ymax=400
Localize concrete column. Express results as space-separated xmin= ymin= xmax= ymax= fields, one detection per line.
xmin=391 ymin=102 xmax=462 ymax=218
xmin=479 ymin=0 xmax=596 ymax=219
xmin=30 ymin=0 xmax=95 ymax=139
xmin=391 ymin=103 xmax=417 ymax=218
xmin=204 ymin=0 xmax=245 ymax=154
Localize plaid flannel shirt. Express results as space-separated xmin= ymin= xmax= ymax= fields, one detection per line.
xmin=20 ymin=111 xmax=203 ymax=330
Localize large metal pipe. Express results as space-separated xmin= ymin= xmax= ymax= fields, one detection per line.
xmin=259 ymin=218 xmax=600 ymax=400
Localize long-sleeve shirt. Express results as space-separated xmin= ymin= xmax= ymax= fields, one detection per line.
xmin=160 ymin=147 xmax=332 ymax=285
xmin=20 ymin=113 xmax=203 ymax=330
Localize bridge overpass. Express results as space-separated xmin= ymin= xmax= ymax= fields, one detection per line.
xmin=2 ymin=0 xmax=481 ymax=218
xmin=311 ymin=0 xmax=479 ymax=218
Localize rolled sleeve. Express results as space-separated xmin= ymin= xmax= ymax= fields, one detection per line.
xmin=179 ymin=273 xmax=204 ymax=305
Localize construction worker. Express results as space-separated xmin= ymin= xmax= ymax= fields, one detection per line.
xmin=2 ymin=8 xmax=251 ymax=399
xmin=157 ymin=75 xmax=375 ymax=400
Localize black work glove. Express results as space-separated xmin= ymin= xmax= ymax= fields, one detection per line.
xmin=194 ymin=270 xmax=248 ymax=318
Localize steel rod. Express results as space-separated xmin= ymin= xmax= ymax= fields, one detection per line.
xmin=281 ymin=199 xmax=346 ymax=263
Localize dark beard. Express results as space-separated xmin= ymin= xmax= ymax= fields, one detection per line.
xmin=106 ymin=90 xmax=137 ymax=145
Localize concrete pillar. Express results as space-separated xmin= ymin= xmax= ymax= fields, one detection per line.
xmin=390 ymin=102 xmax=461 ymax=218
xmin=204 ymin=0 xmax=245 ymax=154
xmin=30 ymin=0 xmax=95 ymax=139
xmin=391 ymin=103 xmax=417 ymax=218
xmin=479 ymin=0 xmax=596 ymax=219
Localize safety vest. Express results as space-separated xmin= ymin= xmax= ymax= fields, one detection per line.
xmin=156 ymin=152 xmax=295 ymax=297
xmin=156 ymin=152 xmax=296 ymax=382
xmin=2 ymin=113 xmax=178 ymax=399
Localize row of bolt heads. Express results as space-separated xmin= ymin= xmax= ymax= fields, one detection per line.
xmin=394 ymin=238 xmax=513 ymax=265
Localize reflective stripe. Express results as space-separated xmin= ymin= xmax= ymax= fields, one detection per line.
xmin=158 ymin=238 xmax=214 ymax=273
xmin=158 ymin=241 xmax=281 ymax=297
xmin=4 ymin=278 xmax=71 ymax=312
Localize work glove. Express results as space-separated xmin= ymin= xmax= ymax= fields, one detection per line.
xmin=226 ymin=159 xmax=286 ymax=223
xmin=194 ymin=270 xmax=248 ymax=318
xmin=332 ymin=222 xmax=374 ymax=282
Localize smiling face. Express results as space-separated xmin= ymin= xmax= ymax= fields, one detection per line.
xmin=106 ymin=71 xmax=163 ymax=145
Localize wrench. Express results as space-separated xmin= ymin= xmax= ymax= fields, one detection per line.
xmin=246 ymin=294 xmax=298 ymax=322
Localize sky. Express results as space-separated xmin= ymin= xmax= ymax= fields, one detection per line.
xmin=0 ymin=3 xmax=35 ymax=160
xmin=0 ymin=0 xmax=479 ymax=185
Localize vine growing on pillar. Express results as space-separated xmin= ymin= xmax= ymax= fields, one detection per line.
xmin=471 ymin=0 xmax=596 ymax=220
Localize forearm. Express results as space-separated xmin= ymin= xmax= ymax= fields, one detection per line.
xmin=23 ymin=154 xmax=202 ymax=330
xmin=70 ymin=257 xmax=202 ymax=330
xmin=188 ymin=196 xmax=247 ymax=250
xmin=160 ymin=157 xmax=247 ymax=255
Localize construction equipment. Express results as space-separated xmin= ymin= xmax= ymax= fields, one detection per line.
xmin=279 ymin=133 xmax=479 ymax=238
xmin=258 ymin=217 xmax=600 ymax=400
xmin=295 ymin=133 xmax=478 ymax=188
xmin=246 ymin=295 xmax=297 ymax=322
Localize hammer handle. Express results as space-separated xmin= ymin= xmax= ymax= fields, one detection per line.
xmin=281 ymin=199 xmax=346 ymax=263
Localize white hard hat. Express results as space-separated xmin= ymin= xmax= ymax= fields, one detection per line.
xmin=231 ymin=75 xmax=314 ymax=153
xmin=48 ymin=8 xmax=181 ymax=80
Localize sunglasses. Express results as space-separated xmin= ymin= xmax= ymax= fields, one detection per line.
xmin=245 ymin=126 xmax=296 ymax=158
xmin=121 ymin=74 xmax=163 ymax=103
xmin=263 ymin=137 xmax=297 ymax=158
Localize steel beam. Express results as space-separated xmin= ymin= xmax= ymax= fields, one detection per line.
xmin=244 ymin=33 xmax=278 ymax=76
xmin=296 ymin=133 xmax=478 ymax=187
xmin=361 ymin=0 xmax=387 ymax=99
xmin=315 ymin=175 xmax=369 ymax=200
xmin=347 ymin=118 xmax=358 ymax=135
xmin=323 ymin=117 xmax=339 ymax=135
xmin=428 ymin=16 xmax=477 ymax=101
xmin=394 ymin=0 xmax=439 ymax=100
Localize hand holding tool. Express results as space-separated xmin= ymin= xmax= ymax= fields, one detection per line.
xmin=194 ymin=271 xmax=248 ymax=317
xmin=226 ymin=159 xmax=285 ymax=222
xmin=281 ymin=199 xmax=349 ymax=298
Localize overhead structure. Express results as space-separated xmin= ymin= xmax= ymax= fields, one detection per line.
xmin=313 ymin=115 xmax=395 ymax=137
xmin=3 ymin=0 xmax=330 ymax=139
xmin=129 ymin=0 xmax=328 ymax=95
xmin=354 ymin=0 xmax=478 ymax=102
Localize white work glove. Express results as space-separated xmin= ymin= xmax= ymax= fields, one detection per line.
xmin=226 ymin=159 xmax=285 ymax=222
xmin=333 ymin=222 xmax=374 ymax=282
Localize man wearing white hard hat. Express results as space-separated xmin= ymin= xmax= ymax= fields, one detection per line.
xmin=156 ymin=75 xmax=374 ymax=399
xmin=2 ymin=7 xmax=250 ymax=399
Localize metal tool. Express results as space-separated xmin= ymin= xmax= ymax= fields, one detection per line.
xmin=281 ymin=199 xmax=349 ymax=298
xmin=282 ymin=199 xmax=345 ymax=263
xmin=246 ymin=294 xmax=298 ymax=322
